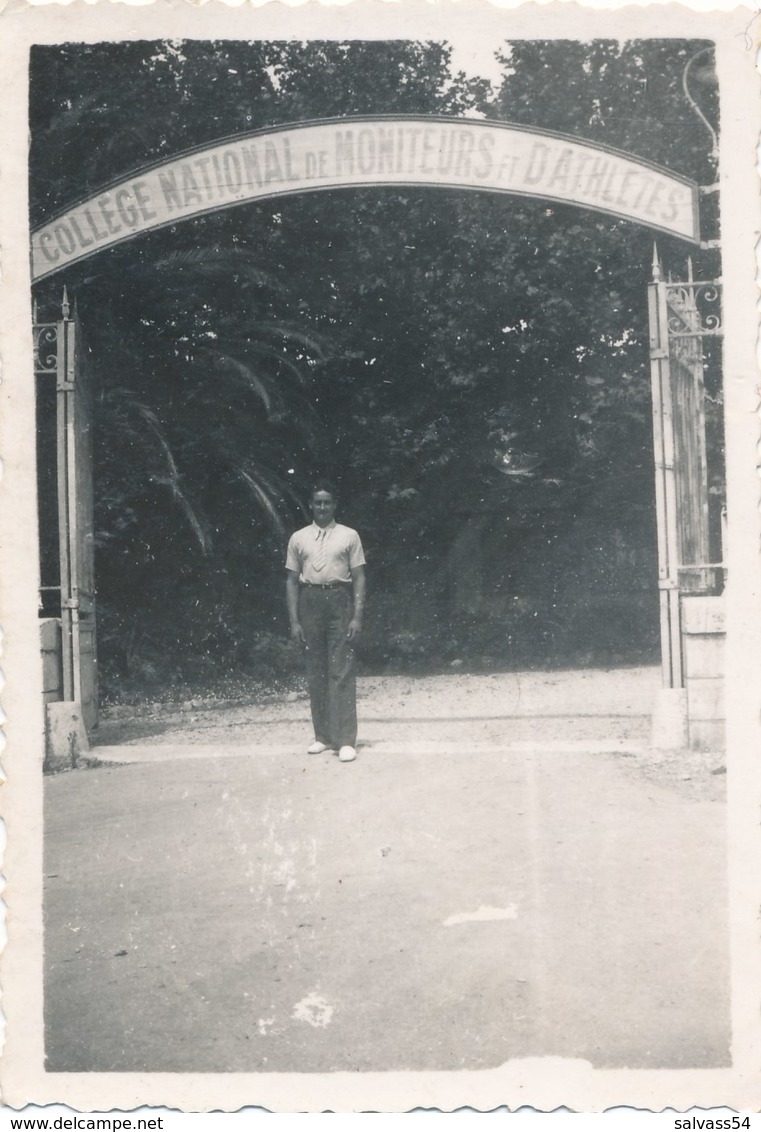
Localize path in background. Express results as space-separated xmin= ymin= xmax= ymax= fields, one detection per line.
xmin=44 ymin=666 xmax=729 ymax=1073
xmin=97 ymin=666 xmax=661 ymax=748
xmin=93 ymin=666 xmax=724 ymax=800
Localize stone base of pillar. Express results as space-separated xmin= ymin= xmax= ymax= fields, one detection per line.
xmin=651 ymin=686 xmax=689 ymax=750
xmin=45 ymin=701 xmax=90 ymax=772
xmin=682 ymin=595 xmax=725 ymax=752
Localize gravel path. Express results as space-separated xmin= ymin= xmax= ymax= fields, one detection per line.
xmin=93 ymin=666 xmax=725 ymax=802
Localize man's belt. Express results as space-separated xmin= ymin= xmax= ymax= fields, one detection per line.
xmin=300 ymin=580 xmax=353 ymax=589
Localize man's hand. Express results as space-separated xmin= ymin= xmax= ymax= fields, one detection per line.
xmin=347 ymin=565 xmax=366 ymax=642
xmin=291 ymin=622 xmax=305 ymax=644
xmin=346 ymin=618 xmax=362 ymax=641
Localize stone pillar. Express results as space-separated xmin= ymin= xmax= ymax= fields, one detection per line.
xmin=40 ymin=617 xmax=63 ymax=704
xmin=681 ymin=595 xmax=725 ymax=751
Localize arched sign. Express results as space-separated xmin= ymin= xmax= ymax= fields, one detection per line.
xmin=31 ymin=116 xmax=700 ymax=282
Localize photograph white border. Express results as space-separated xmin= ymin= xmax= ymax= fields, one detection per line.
xmin=1 ymin=0 xmax=759 ymax=1112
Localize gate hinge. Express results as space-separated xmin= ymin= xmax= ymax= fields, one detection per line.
xmin=61 ymin=598 xmax=80 ymax=610
xmin=56 ymin=381 xmax=76 ymax=392
xmin=657 ymin=579 xmax=679 ymax=591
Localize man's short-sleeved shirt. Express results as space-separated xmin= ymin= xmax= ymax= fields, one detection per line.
xmin=286 ymin=521 xmax=366 ymax=584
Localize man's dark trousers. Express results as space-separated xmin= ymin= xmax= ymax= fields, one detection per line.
xmin=299 ymin=584 xmax=357 ymax=748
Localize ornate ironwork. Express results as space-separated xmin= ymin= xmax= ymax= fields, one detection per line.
xmin=34 ymin=322 xmax=59 ymax=375
xmin=665 ymin=279 xmax=722 ymax=338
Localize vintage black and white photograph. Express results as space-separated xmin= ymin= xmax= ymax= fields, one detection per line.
xmin=2 ymin=0 xmax=760 ymax=1113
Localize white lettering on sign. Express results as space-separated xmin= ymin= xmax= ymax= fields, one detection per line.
xmin=31 ymin=117 xmax=699 ymax=280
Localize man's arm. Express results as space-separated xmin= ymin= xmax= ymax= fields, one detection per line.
xmin=286 ymin=570 xmax=305 ymax=643
xmin=347 ymin=564 xmax=366 ymax=641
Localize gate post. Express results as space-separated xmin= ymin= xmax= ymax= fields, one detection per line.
xmin=56 ymin=287 xmax=98 ymax=736
xmin=35 ymin=288 xmax=98 ymax=765
xmin=648 ymin=247 xmax=688 ymax=747
xmin=56 ymin=287 xmax=77 ymax=701
xmin=648 ymin=248 xmax=724 ymax=749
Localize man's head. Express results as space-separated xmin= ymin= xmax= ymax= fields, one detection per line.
xmin=310 ymin=480 xmax=338 ymax=528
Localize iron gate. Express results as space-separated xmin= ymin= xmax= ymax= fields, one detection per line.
xmin=648 ymin=248 xmax=724 ymax=690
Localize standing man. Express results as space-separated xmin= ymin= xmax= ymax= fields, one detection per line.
xmin=286 ymin=480 xmax=366 ymax=763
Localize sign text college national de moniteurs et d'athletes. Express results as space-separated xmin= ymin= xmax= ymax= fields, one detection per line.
xmin=31 ymin=117 xmax=700 ymax=281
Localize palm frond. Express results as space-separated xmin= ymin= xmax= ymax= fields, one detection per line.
xmin=238 ymin=466 xmax=286 ymax=538
xmin=128 ymin=398 xmax=212 ymax=554
xmin=144 ymin=248 xmax=283 ymax=291
xmin=244 ymin=463 xmax=317 ymax=527
xmin=244 ymin=320 xmax=328 ymax=359
xmin=206 ymin=351 xmax=273 ymax=415
xmin=237 ymin=341 xmax=310 ymax=385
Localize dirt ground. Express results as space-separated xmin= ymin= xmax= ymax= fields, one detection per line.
xmin=44 ymin=665 xmax=729 ymax=1075
xmin=94 ymin=665 xmax=726 ymax=803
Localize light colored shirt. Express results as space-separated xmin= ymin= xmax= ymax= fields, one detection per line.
xmin=286 ymin=520 xmax=366 ymax=584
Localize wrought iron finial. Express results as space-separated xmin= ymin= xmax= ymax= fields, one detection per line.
xmin=651 ymin=244 xmax=662 ymax=282
xmin=687 ymin=257 xmax=694 ymax=283
xmin=61 ymin=286 xmax=70 ymax=320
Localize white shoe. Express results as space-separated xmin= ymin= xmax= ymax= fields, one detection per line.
xmin=338 ymin=745 xmax=357 ymax=762
xmin=307 ymin=741 xmax=333 ymax=755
